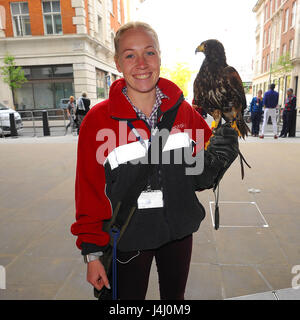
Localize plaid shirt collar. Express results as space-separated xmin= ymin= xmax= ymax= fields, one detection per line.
xmin=122 ymin=86 xmax=169 ymax=128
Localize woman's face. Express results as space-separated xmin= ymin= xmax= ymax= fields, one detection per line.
xmin=115 ymin=28 xmax=161 ymax=98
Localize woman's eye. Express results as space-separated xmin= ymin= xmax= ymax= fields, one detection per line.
xmin=146 ymin=51 xmax=155 ymax=56
xmin=125 ymin=54 xmax=134 ymax=59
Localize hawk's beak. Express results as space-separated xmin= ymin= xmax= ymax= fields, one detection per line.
xmin=195 ymin=44 xmax=205 ymax=54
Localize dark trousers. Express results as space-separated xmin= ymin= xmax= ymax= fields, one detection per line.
xmin=280 ymin=110 xmax=292 ymax=137
xmin=251 ymin=112 xmax=261 ymax=135
xmin=117 ymin=234 xmax=193 ymax=300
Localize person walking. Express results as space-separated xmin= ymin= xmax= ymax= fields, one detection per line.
xmin=280 ymin=88 xmax=297 ymax=138
xmin=65 ymin=96 xmax=76 ymax=133
xmin=260 ymin=83 xmax=279 ymax=139
xmin=249 ymin=90 xmax=263 ymax=136
xmin=70 ymin=21 xmax=238 ymax=300
xmin=76 ymin=92 xmax=90 ymax=134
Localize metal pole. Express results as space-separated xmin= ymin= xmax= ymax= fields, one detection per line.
xmin=9 ymin=113 xmax=18 ymax=137
xmin=42 ymin=110 xmax=50 ymax=136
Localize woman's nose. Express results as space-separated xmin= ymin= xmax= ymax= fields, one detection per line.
xmin=136 ymin=55 xmax=147 ymax=68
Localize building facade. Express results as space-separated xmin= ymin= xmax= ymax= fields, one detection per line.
xmin=252 ymin=0 xmax=299 ymax=106
xmin=0 ymin=0 xmax=129 ymax=110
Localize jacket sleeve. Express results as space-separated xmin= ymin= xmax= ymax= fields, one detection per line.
xmin=70 ymin=113 xmax=112 ymax=255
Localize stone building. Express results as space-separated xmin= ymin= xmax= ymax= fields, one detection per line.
xmin=252 ymin=0 xmax=299 ymax=106
xmin=0 ymin=0 xmax=130 ymax=110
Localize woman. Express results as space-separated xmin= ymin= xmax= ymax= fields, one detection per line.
xmin=71 ymin=22 xmax=238 ymax=300
xmin=249 ymin=90 xmax=263 ymax=137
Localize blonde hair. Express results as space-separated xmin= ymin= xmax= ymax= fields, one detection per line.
xmin=114 ymin=21 xmax=160 ymax=59
xmin=69 ymin=96 xmax=74 ymax=100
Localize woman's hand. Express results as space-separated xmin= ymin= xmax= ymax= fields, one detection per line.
xmin=86 ymin=259 xmax=110 ymax=291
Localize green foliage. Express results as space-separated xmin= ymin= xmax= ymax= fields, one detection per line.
xmin=272 ymin=52 xmax=293 ymax=76
xmin=0 ymin=54 xmax=27 ymax=90
xmin=160 ymin=62 xmax=193 ymax=97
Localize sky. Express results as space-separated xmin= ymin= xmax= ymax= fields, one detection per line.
xmin=135 ymin=0 xmax=258 ymax=99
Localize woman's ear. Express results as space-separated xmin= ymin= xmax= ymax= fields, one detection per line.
xmin=114 ymin=56 xmax=122 ymax=73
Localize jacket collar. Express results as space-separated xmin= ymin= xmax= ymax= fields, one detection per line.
xmin=109 ymin=77 xmax=183 ymax=120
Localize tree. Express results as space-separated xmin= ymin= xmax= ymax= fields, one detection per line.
xmin=0 ymin=54 xmax=27 ymax=107
xmin=160 ymin=62 xmax=193 ymax=97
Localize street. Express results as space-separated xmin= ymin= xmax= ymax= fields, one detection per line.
xmin=0 ymin=124 xmax=300 ymax=300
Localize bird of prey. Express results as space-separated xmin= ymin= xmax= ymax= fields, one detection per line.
xmin=193 ymin=39 xmax=250 ymax=139
xmin=193 ymin=39 xmax=250 ymax=179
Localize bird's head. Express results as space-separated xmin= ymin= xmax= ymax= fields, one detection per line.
xmin=195 ymin=39 xmax=226 ymax=64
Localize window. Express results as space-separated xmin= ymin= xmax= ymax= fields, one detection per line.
xmin=263 ymin=30 xmax=266 ymax=48
xmin=284 ymin=8 xmax=289 ymax=32
xmin=117 ymin=0 xmax=121 ymax=23
xmin=267 ymin=26 xmax=271 ymax=45
xmin=291 ymin=2 xmax=296 ymax=27
xmin=282 ymin=43 xmax=287 ymax=55
xmin=289 ymin=39 xmax=294 ymax=56
xmin=10 ymin=2 xmax=31 ymax=36
xmin=266 ymin=54 xmax=270 ymax=71
xmin=269 ymin=0 xmax=272 ymax=17
xmin=97 ymin=16 xmax=102 ymax=40
xmin=42 ymin=1 xmax=62 ymax=35
xmin=96 ymin=69 xmax=108 ymax=99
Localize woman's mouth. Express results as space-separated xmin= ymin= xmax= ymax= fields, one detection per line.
xmin=133 ymin=73 xmax=151 ymax=80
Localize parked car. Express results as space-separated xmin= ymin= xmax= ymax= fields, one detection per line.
xmin=0 ymin=102 xmax=23 ymax=135
xmin=59 ymin=98 xmax=76 ymax=109
xmin=59 ymin=98 xmax=70 ymax=109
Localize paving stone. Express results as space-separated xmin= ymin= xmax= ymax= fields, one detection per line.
xmin=227 ymin=291 xmax=277 ymax=300
xmin=214 ymin=228 xmax=288 ymax=265
xmin=53 ymin=260 xmax=96 ymax=300
xmin=0 ymin=283 xmax=60 ymax=300
xmin=6 ymin=256 xmax=77 ymax=287
xmin=185 ymin=263 xmax=223 ymax=300
xmin=275 ymin=287 xmax=300 ymax=300
xmin=257 ymin=265 xmax=296 ymax=291
xmin=220 ymin=265 xmax=271 ymax=299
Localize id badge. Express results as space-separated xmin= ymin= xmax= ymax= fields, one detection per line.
xmin=137 ymin=190 xmax=164 ymax=209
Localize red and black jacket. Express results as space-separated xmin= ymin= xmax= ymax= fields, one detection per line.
xmin=71 ymin=78 xmax=212 ymax=254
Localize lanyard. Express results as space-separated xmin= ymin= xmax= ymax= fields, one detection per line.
xmin=127 ymin=121 xmax=158 ymax=151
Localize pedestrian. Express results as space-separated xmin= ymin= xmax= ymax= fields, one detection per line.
xmin=76 ymin=92 xmax=90 ymax=134
xmin=280 ymin=88 xmax=297 ymax=138
xmin=65 ymin=96 xmax=76 ymax=133
xmin=70 ymin=21 xmax=238 ymax=300
xmin=259 ymin=83 xmax=279 ymax=139
xmin=249 ymin=89 xmax=263 ymax=136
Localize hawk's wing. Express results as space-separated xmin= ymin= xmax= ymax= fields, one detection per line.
xmin=224 ymin=66 xmax=247 ymax=112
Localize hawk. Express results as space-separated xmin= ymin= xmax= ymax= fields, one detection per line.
xmin=193 ymin=39 xmax=250 ymax=138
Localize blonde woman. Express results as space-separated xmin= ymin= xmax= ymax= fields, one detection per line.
xmin=71 ymin=22 xmax=238 ymax=300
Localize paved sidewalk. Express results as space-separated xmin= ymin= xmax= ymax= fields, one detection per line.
xmin=0 ymin=130 xmax=300 ymax=300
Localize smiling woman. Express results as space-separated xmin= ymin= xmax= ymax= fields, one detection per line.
xmin=70 ymin=21 xmax=239 ymax=302
xmin=113 ymin=22 xmax=161 ymax=117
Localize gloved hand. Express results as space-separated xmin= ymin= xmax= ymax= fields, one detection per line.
xmin=207 ymin=123 xmax=239 ymax=168
xmin=194 ymin=123 xmax=239 ymax=191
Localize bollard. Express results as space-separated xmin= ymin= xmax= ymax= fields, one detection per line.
xmin=42 ymin=110 xmax=50 ymax=136
xmin=9 ymin=113 xmax=18 ymax=137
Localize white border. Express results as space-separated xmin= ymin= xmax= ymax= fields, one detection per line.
xmin=209 ymin=201 xmax=269 ymax=228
